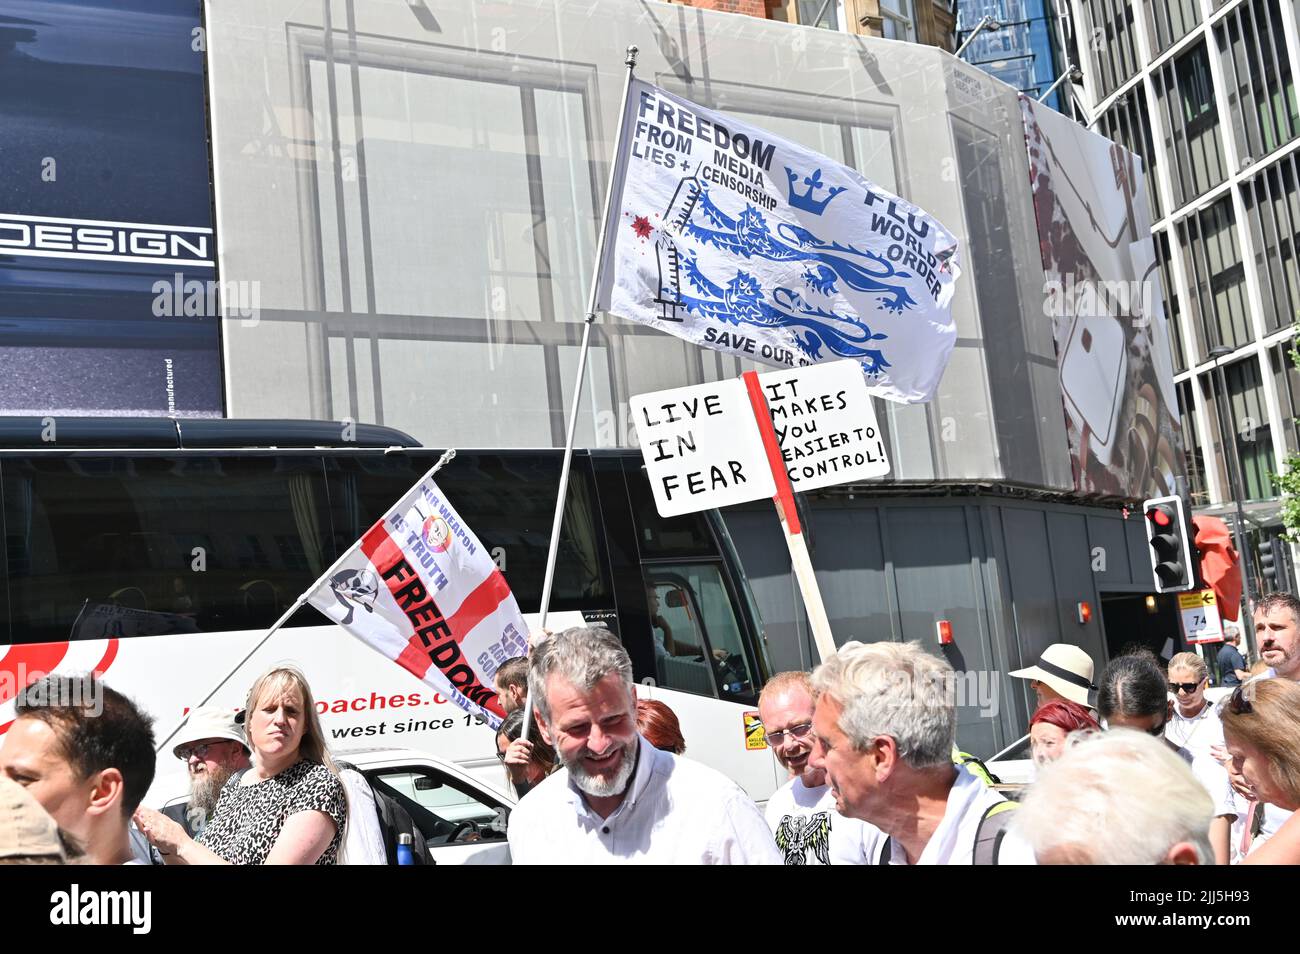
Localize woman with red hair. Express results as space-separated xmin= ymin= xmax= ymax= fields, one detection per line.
xmin=1030 ymin=699 xmax=1100 ymax=767
xmin=636 ymin=699 xmax=686 ymax=755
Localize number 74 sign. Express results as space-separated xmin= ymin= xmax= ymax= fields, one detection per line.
xmin=1178 ymin=590 xmax=1224 ymax=644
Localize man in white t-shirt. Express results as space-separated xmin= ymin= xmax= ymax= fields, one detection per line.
xmin=759 ymin=671 xmax=879 ymax=864
xmin=507 ymin=626 xmax=779 ymax=865
xmin=809 ymin=641 xmax=1015 ymax=865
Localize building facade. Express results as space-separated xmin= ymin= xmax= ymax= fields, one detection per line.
xmin=193 ymin=0 xmax=1185 ymax=753
xmin=764 ymin=0 xmax=958 ymax=48
xmin=956 ymin=0 xmax=1066 ymax=110
xmin=1056 ymin=0 xmax=1300 ymax=597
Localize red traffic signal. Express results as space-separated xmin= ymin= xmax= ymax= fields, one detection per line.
xmin=1142 ymin=496 xmax=1198 ymax=593
xmin=1146 ymin=506 xmax=1172 ymax=528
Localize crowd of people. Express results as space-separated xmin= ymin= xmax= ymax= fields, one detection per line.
xmin=3 ymin=589 xmax=1300 ymax=865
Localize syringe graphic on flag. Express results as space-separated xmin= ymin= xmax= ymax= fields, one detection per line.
xmin=653 ymin=167 xmax=703 ymax=322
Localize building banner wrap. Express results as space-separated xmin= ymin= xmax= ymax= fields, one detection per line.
xmin=1021 ymin=95 xmax=1183 ymax=497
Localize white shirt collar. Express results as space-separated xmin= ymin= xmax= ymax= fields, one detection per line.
xmin=887 ymin=765 xmax=993 ymax=865
xmin=1171 ymin=701 xmax=1215 ymax=723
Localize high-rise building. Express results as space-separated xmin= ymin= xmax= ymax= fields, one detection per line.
xmin=1054 ymin=0 xmax=1300 ymax=597
xmin=955 ymin=0 xmax=1066 ymax=110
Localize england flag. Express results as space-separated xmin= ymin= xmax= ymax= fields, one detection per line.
xmin=306 ymin=475 xmax=527 ymax=727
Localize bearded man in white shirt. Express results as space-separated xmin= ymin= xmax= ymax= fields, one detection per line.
xmin=506 ymin=625 xmax=779 ymax=865
xmin=760 ymin=671 xmax=879 ymax=864
xmin=809 ymin=641 xmax=1018 ymax=865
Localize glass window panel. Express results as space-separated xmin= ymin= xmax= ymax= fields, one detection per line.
xmin=795 ymin=0 xmax=838 ymax=29
xmin=1177 ymin=379 xmax=1208 ymax=504
xmin=1269 ymin=343 xmax=1300 ymax=453
xmin=645 ymin=563 xmax=756 ymax=698
xmin=1 ymin=457 xmax=333 ymax=645
xmin=535 ymin=89 xmax=599 ymax=324
xmin=1160 ymin=46 xmax=1228 ymax=207
xmin=355 ymin=69 xmax=540 ymax=322
xmin=376 ymin=338 xmax=552 ymax=446
xmin=321 ymin=452 xmax=611 ymax=612
xmin=1225 ymin=358 xmax=1276 ymax=500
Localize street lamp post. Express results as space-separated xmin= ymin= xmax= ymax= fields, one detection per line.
xmin=1208 ymin=345 xmax=1258 ymax=652
xmin=1038 ymin=64 xmax=1083 ymax=102
xmin=955 ymin=15 xmax=1002 ymax=57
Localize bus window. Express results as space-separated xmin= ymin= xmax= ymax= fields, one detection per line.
xmin=320 ymin=452 xmax=613 ymax=618
xmin=626 ymin=469 xmax=764 ymax=703
xmin=0 ymin=455 xmax=330 ymax=644
xmin=645 ymin=566 xmax=757 ymax=698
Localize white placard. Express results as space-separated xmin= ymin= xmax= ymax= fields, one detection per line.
xmin=630 ymin=379 xmax=776 ymax=518
xmin=756 ymin=359 xmax=891 ymax=491
xmin=1179 ymin=590 xmax=1224 ymax=645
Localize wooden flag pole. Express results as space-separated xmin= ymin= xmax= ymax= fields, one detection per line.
xmin=742 ymin=371 xmax=837 ymax=663
xmin=523 ymin=46 xmax=640 ymax=744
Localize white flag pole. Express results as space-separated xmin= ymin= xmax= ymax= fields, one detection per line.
xmin=741 ymin=371 xmax=837 ymax=662
xmin=523 ymin=46 xmax=639 ymax=744
xmin=153 ymin=448 xmax=458 ymax=754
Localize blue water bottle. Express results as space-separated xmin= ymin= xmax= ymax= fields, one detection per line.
xmin=397 ymin=833 xmax=414 ymax=866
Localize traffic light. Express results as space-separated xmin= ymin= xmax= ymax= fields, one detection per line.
xmin=1258 ymin=538 xmax=1278 ymax=588
xmin=1142 ymin=495 xmax=1198 ymax=593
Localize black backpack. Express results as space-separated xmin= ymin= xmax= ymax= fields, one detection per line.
xmin=334 ymin=762 xmax=432 ymax=866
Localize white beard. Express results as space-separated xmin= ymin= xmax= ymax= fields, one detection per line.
xmin=564 ymin=738 xmax=638 ymax=798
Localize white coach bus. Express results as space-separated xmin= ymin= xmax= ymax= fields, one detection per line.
xmin=0 ymin=418 xmax=783 ymax=808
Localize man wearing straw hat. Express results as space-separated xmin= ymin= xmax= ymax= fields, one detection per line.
xmin=162 ymin=707 xmax=250 ymax=838
xmin=1010 ymin=644 xmax=1098 ymax=710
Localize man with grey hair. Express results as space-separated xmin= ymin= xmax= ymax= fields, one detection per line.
xmin=506 ymin=626 xmax=779 ymax=864
xmin=1011 ymin=730 xmax=1213 ymax=864
xmin=809 ymin=640 xmax=1020 ymax=864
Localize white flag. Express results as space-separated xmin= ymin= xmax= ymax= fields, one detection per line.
xmin=306 ymin=476 xmax=527 ymax=727
xmin=598 ymin=80 xmax=961 ymax=404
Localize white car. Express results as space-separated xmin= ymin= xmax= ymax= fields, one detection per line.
xmin=984 ymin=687 xmax=1236 ymax=788
xmin=157 ymin=746 xmax=517 ymax=865
xmin=984 ymin=734 xmax=1034 ymax=787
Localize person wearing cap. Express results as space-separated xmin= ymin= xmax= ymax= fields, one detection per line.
xmin=162 ymin=707 xmax=251 ymax=838
xmin=1010 ymin=644 xmax=1098 ymax=709
xmin=0 ymin=775 xmax=78 ymax=865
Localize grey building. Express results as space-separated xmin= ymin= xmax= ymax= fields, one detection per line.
xmin=1053 ymin=0 xmax=1300 ymax=599
xmin=205 ymin=0 xmax=1178 ymax=754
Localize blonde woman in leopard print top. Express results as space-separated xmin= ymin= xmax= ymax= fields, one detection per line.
xmin=136 ymin=666 xmax=346 ymax=865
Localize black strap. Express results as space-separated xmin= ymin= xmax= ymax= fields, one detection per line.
xmin=1035 ymin=657 xmax=1096 ymax=691
xmin=972 ymin=802 xmax=1018 ymax=865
